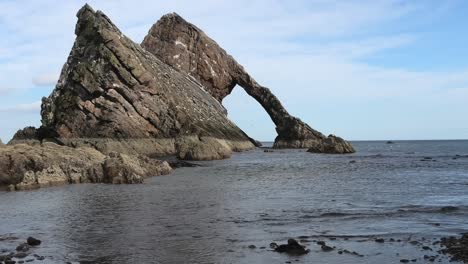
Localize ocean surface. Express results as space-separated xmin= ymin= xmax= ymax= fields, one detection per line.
xmin=1 ymin=140 xmax=468 ymax=263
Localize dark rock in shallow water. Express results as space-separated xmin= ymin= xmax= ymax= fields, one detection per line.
xmin=321 ymin=245 xmax=334 ymax=252
xmin=142 ymin=12 xmax=354 ymax=153
xmin=26 ymin=237 xmax=41 ymax=246
xmin=270 ymin=239 xmax=309 ymax=255
xmin=440 ymin=233 xmax=468 ymax=262
xmin=15 ymin=243 xmax=30 ymax=252
xmin=13 ymin=252 xmax=28 ymax=258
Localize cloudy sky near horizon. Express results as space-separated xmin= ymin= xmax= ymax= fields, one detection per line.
xmin=0 ymin=0 xmax=467 ymax=142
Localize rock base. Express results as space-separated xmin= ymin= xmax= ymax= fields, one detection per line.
xmin=0 ymin=143 xmax=172 ymax=191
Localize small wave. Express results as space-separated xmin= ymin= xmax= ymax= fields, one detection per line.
xmin=302 ymin=205 xmax=468 ymax=220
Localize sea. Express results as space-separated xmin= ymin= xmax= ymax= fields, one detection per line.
xmin=1 ymin=140 xmax=467 ymax=263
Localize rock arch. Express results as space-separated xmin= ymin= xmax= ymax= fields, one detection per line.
xmin=141 ymin=13 xmax=354 ymax=153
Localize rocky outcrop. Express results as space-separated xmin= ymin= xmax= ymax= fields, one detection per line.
xmin=141 ymin=13 xmax=354 ymax=153
xmin=0 ymin=143 xmax=172 ymax=190
xmin=306 ymin=135 xmax=355 ymax=154
xmin=18 ymin=4 xmax=255 ymax=160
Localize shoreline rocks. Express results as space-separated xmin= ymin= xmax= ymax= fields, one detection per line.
xmin=306 ymin=135 xmax=355 ymax=154
xmin=440 ymin=233 xmax=468 ymax=262
xmin=270 ymin=239 xmax=309 ymax=255
xmin=0 ymin=143 xmax=172 ymax=191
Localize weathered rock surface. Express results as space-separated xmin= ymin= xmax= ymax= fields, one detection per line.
xmin=141 ymin=13 xmax=354 ymax=153
xmin=307 ymin=135 xmax=356 ymax=154
xmin=270 ymin=239 xmax=309 ymax=255
xmin=11 ymin=4 xmax=254 ymax=160
xmin=440 ymin=233 xmax=468 ymax=262
xmin=0 ymin=143 xmax=172 ymax=190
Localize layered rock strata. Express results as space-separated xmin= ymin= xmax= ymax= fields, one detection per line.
xmin=141 ymin=13 xmax=354 ymax=153
xmin=25 ymin=5 xmax=255 ymax=160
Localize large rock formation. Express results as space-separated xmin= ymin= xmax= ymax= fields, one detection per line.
xmin=28 ymin=4 xmax=255 ymax=160
xmin=141 ymin=13 xmax=355 ymax=153
xmin=0 ymin=143 xmax=172 ymax=191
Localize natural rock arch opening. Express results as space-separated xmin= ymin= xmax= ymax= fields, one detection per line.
xmin=222 ymin=85 xmax=276 ymax=143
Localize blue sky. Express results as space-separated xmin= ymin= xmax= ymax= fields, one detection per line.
xmin=0 ymin=0 xmax=467 ymax=142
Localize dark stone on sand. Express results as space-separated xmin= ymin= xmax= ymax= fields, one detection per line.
xmin=26 ymin=237 xmax=41 ymax=246
xmin=270 ymin=239 xmax=309 ymax=255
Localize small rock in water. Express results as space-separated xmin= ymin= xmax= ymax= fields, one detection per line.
xmin=13 ymin=252 xmax=28 ymax=258
xmin=375 ymin=238 xmax=385 ymax=243
xmin=400 ymin=259 xmax=410 ymax=263
xmin=440 ymin=206 xmax=458 ymax=212
xmin=16 ymin=243 xmax=30 ymax=252
xmin=270 ymin=239 xmax=309 ymax=255
xmin=248 ymin=245 xmax=256 ymax=249
xmin=316 ymin=241 xmax=326 ymax=246
xmin=422 ymin=246 xmax=432 ymax=251
xmin=321 ymin=245 xmax=334 ymax=252
xmin=26 ymin=237 xmax=41 ymax=246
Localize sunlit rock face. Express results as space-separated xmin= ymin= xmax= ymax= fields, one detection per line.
xmin=33 ymin=5 xmax=255 ymax=159
xmin=142 ymin=13 xmax=355 ymax=153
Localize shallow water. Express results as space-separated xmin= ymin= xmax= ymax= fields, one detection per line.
xmin=1 ymin=140 xmax=468 ymax=263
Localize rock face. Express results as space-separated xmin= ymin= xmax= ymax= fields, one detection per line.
xmin=307 ymin=135 xmax=355 ymax=154
xmin=31 ymin=4 xmax=254 ymax=160
xmin=0 ymin=143 xmax=172 ymax=190
xmin=141 ymin=13 xmax=355 ymax=153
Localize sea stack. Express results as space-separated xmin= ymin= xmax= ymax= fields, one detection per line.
xmin=18 ymin=4 xmax=256 ymax=160
xmin=141 ymin=13 xmax=355 ymax=153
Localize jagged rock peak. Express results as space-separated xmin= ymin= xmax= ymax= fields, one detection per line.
xmin=142 ymin=12 xmax=355 ymax=153
xmin=35 ymin=4 xmax=255 ymax=160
